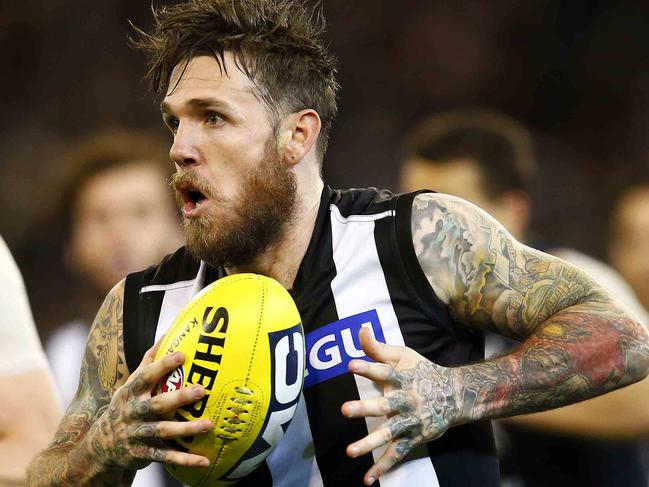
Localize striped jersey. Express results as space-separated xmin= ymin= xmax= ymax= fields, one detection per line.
xmin=123 ymin=186 xmax=500 ymax=486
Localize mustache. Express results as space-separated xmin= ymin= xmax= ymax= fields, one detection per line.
xmin=171 ymin=170 xmax=215 ymax=199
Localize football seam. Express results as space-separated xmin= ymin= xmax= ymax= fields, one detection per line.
xmin=244 ymin=277 xmax=265 ymax=387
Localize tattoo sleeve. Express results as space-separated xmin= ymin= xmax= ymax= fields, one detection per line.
xmin=26 ymin=280 xmax=135 ymax=486
xmin=411 ymin=193 xmax=649 ymax=422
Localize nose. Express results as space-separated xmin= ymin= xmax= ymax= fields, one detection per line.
xmin=170 ymin=127 xmax=201 ymax=167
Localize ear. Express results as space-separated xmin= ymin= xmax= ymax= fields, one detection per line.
xmin=281 ymin=109 xmax=321 ymax=166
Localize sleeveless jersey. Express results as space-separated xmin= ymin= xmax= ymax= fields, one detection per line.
xmin=123 ymin=186 xmax=500 ymax=487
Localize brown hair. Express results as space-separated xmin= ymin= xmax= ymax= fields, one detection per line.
xmin=402 ymin=110 xmax=536 ymax=198
xmin=131 ymin=0 xmax=339 ymax=159
xmin=60 ymin=128 xmax=174 ymax=237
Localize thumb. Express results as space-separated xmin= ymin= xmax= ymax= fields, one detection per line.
xmin=138 ymin=333 xmax=167 ymax=370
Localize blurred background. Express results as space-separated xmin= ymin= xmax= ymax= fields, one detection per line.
xmin=2 ymin=0 xmax=649 ymax=339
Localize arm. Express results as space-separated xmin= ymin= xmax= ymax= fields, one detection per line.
xmin=0 ymin=369 xmax=61 ymax=486
xmin=499 ymin=247 xmax=649 ymax=439
xmin=26 ymin=281 xmax=212 ymax=486
xmin=342 ymin=193 xmax=649 ymax=484
xmin=0 ymin=236 xmax=62 ymax=485
xmin=503 ymin=376 xmax=649 ymax=439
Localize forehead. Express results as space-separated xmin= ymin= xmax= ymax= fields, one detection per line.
xmin=78 ymin=163 xmax=167 ymax=204
xmin=162 ymin=54 xmax=259 ymax=109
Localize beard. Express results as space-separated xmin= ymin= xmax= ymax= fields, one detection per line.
xmin=172 ymin=137 xmax=297 ymax=269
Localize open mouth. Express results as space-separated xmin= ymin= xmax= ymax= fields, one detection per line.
xmin=187 ymin=188 xmax=207 ymax=205
xmin=179 ymin=185 xmax=209 ymax=211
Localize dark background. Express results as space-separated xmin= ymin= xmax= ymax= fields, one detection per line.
xmin=2 ymin=0 xmax=649 ymax=336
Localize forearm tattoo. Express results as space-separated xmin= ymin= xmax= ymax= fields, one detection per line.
xmin=26 ymin=281 xmax=134 ymax=486
xmin=411 ymin=193 xmax=649 ymax=422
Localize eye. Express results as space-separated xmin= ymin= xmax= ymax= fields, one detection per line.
xmin=164 ymin=116 xmax=179 ymax=133
xmin=206 ymin=112 xmax=224 ymax=126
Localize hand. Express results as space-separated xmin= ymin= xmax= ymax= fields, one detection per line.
xmin=341 ymin=327 xmax=460 ymax=485
xmin=84 ymin=339 xmax=213 ymax=470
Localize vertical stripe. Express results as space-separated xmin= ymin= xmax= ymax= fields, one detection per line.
xmin=293 ymin=203 xmax=374 ymax=486
xmin=153 ymin=262 xmax=207 ymax=342
xmin=329 ymin=207 xmax=440 ymax=487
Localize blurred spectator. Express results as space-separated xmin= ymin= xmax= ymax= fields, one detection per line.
xmin=44 ymin=129 xmax=185 ymax=487
xmin=0 ymin=235 xmax=61 ymax=485
xmin=609 ymin=182 xmax=649 ymax=314
xmin=399 ymin=109 xmax=649 ymax=487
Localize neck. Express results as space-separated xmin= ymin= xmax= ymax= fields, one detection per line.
xmin=227 ymin=178 xmax=324 ymax=289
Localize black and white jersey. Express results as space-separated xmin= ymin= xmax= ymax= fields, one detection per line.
xmin=124 ymin=186 xmax=500 ymax=487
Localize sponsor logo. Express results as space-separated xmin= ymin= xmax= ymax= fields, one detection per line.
xmin=304 ymin=309 xmax=384 ymax=388
xmin=224 ymin=322 xmax=305 ymax=480
xmin=159 ymin=366 xmax=184 ymax=394
xmin=167 ymin=306 xmax=229 ymax=453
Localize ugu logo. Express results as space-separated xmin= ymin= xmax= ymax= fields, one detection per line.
xmin=304 ymin=309 xmax=385 ymax=388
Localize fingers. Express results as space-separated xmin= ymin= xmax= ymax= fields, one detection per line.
xmin=147 ymin=385 xmax=208 ymax=416
xmin=129 ymin=352 xmax=185 ymax=394
xmin=358 ymin=327 xmax=404 ymax=365
xmin=342 ymin=395 xmax=391 ymax=418
xmin=131 ymin=419 xmax=212 ymax=441
xmin=348 ymin=359 xmax=395 ymax=383
xmin=362 ymin=437 xmax=416 ymax=486
xmin=347 ymin=414 xmax=420 ymax=458
xmin=164 ymin=449 xmax=211 ymax=468
xmin=139 ymin=334 xmax=167 ymax=369
xmin=133 ymin=445 xmax=211 ymax=468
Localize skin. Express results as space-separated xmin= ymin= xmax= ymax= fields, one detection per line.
xmin=27 ymin=281 xmax=212 ymax=486
xmin=27 ymin=54 xmax=649 ymax=485
xmin=67 ymin=162 xmax=184 ymax=297
xmin=0 ymin=369 xmax=61 ymax=485
xmin=341 ymin=194 xmax=649 ymax=485
xmin=27 ymin=54 xmax=323 ymax=486
xmin=401 ymin=156 xmax=649 ymax=440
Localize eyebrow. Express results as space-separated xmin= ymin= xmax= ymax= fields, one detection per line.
xmin=160 ymin=97 xmax=234 ymax=115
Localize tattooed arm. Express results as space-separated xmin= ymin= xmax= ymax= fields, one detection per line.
xmin=26 ymin=281 xmax=212 ymax=486
xmin=342 ymin=193 xmax=649 ymax=485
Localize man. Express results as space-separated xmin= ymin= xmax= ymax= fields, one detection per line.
xmin=0 ymin=235 xmax=61 ymax=485
xmin=27 ymin=2 xmax=649 ymax=486
xmin=45 ymin=129 xmax=185 ymax=486
xmin=400 ymin=109 xmax=649 ymax=485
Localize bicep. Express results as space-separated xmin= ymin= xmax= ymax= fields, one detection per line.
xmin=50 ymin=280 xmax=130 ymax=448
xmin=411 ymin=193 xmax=599 ymax=339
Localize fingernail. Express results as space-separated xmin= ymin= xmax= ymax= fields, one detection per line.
xmin=201 ymin=459 xmax=210 ymax=467
xmin=175 ymin=353 xmax=184 ymax=364
xmin=203 ymin=420 xmax=212 ymax=431
xmin=349 ymin=445 xmax=360 ymax=457
xmin=367 ymin=477 xmax=375 ymax=485
xmin=345 ymin=404 xmax=356 ymax=416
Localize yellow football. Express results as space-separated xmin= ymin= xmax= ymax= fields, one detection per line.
xmin=154 ymin=273 xmax=305 ymax=486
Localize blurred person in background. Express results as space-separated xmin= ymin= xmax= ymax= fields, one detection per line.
xmin=45 ymin=129 xmax=185 ymax=487
xmin=609 ymin=181 xmax=649 ymax=315
xmin=0 ymin=235 xmax=61 ymax=485
xmin=399 ymin=109 xmax=649 ymax=487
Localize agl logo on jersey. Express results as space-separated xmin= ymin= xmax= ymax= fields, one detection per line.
xmin=304 ymin=309 xmax=385 ymax=388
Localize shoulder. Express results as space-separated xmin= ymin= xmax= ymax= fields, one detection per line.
xmin=0 ymin=236 xmax=48 ymax=373
xmin=330 ymin=186 xmax=437 ymax=219
xmin=126 ymin=246 xmax=199 ymax=291
xmin=409 ymin=192 xmax=516 ymax=307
